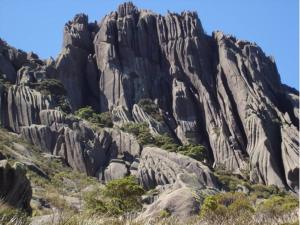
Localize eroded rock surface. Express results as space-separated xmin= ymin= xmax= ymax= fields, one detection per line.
xmin=0 ymin=2 xmax=298 ymax=194
xmin=0 ymin=160 xmax=32 ymax=212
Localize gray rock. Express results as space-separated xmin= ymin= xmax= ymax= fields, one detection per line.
xmin=39 ymin=109 xmax=66 ymax=126
xmin=4 ymin=85 xmax=54 ymax=133
xmin=111 ymin=105 xmax=132 ymax=127
xmin=104 ymin=159 xmax=128 ymax=181
xmin=132 ymin=104 xmax=169 ymax=135
xmin=138 ymin=146 xmax=219 ymax=190
xmin=139 ymin=173 xmax=218 ymax=221
xmin=0 ymin=160 xmax=32 ymax=212
xmin=20 ymin=124 xmax=57 ymax=153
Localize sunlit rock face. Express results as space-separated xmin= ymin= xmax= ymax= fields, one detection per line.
xmin=0 ymin=2 xmax=298 ymax=194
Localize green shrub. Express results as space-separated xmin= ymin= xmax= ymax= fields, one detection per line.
xmin=121 ymin=122 xmax=155 ymax=145
xmin=159 ymin=209 xmax=171 ymax=218
xmin=177 ymin=144 xmax=207 ymax=161
xmin=250 ymin=184 xmax=287 ymax=199
xmin=84 ymin=176 xmax=145 ymax=216
xmin=138 ymin=98 xmax=162 ymax=121
xmin=199 ymin=192 xmax=255 ymax=225
xmin=154 ymin=134 xmax=178 ymax=152
xmin=75 ymin=106 xmax=113 ymax=128
xmin=258 ymin=195 xmax=298 ymax=215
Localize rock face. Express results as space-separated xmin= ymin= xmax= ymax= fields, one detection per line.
xmin=138 ymin=147 xmax=218 ymax=190
xmin=0 ymin=1 xmax=299 ymax=196
xmin=0 ymin=160 xmax=32 ymax=212
xmin=139 ymin=173 xmax=218 ymax=221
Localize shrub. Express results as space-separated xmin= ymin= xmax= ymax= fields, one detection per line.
xmin=258 ymin=195 xmax=298 ymax=215
xmin=75 ymin=106 xmax=94 ymax=120
xmin=84 ymin=176 xmax=145 ymax=216
xmin=121 ymin=122 xmax=154 ymax=145
xmin=200 ymin=192 xmax=254 ymax=220
xmin=30 ymin=79 xmax=66 ymax=96
xmin=138 ymin=98 xmax=162 ymax=121
xmin=251 ymin=184 xmax=285 ymax=199
xmin=177 ymin=144 xmax=207 ymax=161
xmin=154 ymin=134 xmax=178 ymax=152
xmin=75 ymin=106 xmax=113 ymax=128
xmin=159 ymin=209 xmax=171 ymax=218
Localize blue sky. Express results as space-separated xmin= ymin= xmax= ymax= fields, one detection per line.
xmin=0 ymin=0 xmax=298 ymax=89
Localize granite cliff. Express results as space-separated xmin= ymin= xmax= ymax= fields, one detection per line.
xmin=0 ymin=2 xmax=298 ymax=223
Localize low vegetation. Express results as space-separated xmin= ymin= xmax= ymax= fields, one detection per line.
xmin=84 ymin=176 xmax=145 ymax=216
xmin=137 ymin=98 xmax=163 ymax=122
xmin=121 ymin=122 xmax=208 ymax=162
xmin=75 ymin=106 xmax=113 ymax=128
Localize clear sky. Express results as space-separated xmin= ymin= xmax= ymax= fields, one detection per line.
xmin=0 ymin=0 xmax=298 ymax=89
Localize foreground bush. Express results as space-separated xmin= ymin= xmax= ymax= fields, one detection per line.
xmin=84 ymin=176 xmax=145 ymax=216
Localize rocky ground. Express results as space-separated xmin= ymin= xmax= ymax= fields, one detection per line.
xmin=0 ymin=2 xmax=299 ymax=225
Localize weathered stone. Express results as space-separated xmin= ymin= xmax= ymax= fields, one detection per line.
xmin=4 ymin=85 xmax=53 ymax=133
xmin=139 ymin=173 xmax=218 ymax=221
xmin=132 ymin=104 xmax=169 ymax=135
xmin=138 ymin=147 xmax=219 ymax=190
xmin=0 ymin=160 xmax=32 ymax=212
xmin=104 ymin=159 xmax=128 ymax=181
xmin=20 ymin=124 xmax=56 ymax=153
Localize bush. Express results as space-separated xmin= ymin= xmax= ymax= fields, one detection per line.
xmin=138 ymin=98 xmax=162 ymax=121
xmin=154 ymin=134 xmax=178 ymax=152
xmin=84 ymin=176 xmax=145 ymax=216
xmin=200 ymin=192 xmax=254 ymax=223
xmin=251 ymin=184 xmax=284 ymax=199
xmin=177 ymin=144 xmax=207 ymax=161
xmin=159 ymin=209 xmax=171 ymax=218
xmin=258 ymin=195 xmax=298 ymax=215
xmin=121 ymin=122 xmax=155 ymax=145
xmin=75 ymin=106 xmax=113 ymax=128
xmin=30 ymin=79 xmax=66 ymax=96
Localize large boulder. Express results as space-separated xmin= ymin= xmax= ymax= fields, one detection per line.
xmin=139 ymin=173 xmax=218 ymax=221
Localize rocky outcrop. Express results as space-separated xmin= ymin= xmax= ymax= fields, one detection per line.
xmin=172 ymin=79 xmax=201 ymax=144
xmin=138 ymin=147 xmax=219 ymax=190
xmin=0 ymin=160 xmax=32 ymax=212
xmin=4 ymin=85 xmax=53 ymax=133
xmin=39 ymin=109 xmax=66 ymax=126
xmin=139 ymin=173 xmax=218 ymax=221
xmin=20 ymin=124 xmax=56 ymax=153
xmin=0 ymin=2 xmax=298 ymax=192
xmin=132 ymin=104 xmax=169 ymax=135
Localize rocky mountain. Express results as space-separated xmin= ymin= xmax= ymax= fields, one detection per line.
xmin=0 ymin=2 xmax=298 ymax=224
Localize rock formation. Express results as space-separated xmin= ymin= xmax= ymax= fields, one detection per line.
xmin=0 ymin=2 xmax=299 ymax=218
xmin=0 ymin=160 xmax=32 ymax=212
